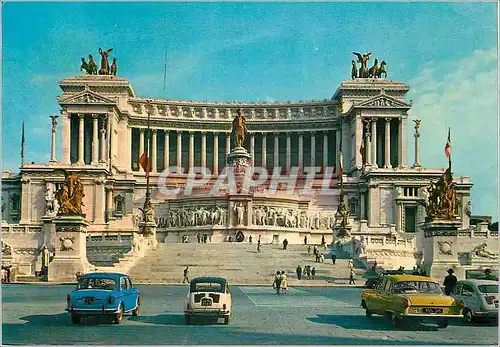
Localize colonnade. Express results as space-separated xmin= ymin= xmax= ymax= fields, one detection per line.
xmin=131 ymin=129 xmax=341 ymax=174
xmin=59 ymin=112 xmax=109 ymax=165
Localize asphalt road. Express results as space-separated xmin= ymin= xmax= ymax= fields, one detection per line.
xmin=2 ymin=284 xmax=498 ymax=345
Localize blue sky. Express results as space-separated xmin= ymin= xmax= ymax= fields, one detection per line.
xmin=2 ymin=2 xmax=498 ymax=221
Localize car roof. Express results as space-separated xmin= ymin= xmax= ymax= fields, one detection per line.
xmin=81 ymin=272 xmax=127 ymax=280
xmin=191 ymin=276 xmax=227 ymax=284
xmin=388 ymin=275 xmax=437 ymax=282
xmin=458 ymin=279 xmax=499 ymax=286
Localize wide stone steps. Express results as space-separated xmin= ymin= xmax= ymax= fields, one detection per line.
xmin=127 ymin=243 xmax=359 ymax=284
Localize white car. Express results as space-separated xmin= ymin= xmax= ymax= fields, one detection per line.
xmin=451 ymin=279 xmax=498 ymax=323
xmin=184 ymin=276 xmax=231 ymax=325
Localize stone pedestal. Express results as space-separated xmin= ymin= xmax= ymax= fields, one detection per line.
xmin=139 ymin=221 xmax=158 ymax=250
xmin=48 ymin=215 xmax=91 ymax=282
xmin=422 ymin=219 xmax=464 ymax=281
xmin=41 ymin=216 xmax=56 ymax=251
xmin=226 ymin=146 xmax=252 ymax=174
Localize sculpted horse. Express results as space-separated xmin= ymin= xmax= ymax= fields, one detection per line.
xmin=231 ymin=109 xmax=248 ymax=149
xmin=376 ymin=61 xmax=387 ymax=78
xmin=351 ymin=60 xmax=358 ymax=80
xmin=368 ymin=58 xmax=379 ymax=78
xmin=98 ymin=48 xmax=113 ymax=75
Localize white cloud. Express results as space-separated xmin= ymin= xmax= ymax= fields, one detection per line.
xmin=407 ymin=48 xmax=498 ymax=220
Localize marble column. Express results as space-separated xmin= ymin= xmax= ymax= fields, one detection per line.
xmin=226 ymin=133 xmax=231 ymax=154
xmin=335 ymin=129 xmax=341 ymax=171
xmin=250 ymin=134 xmax=255 ymax=166
xmin=94 ymin=179 xmax=105 ymax=224
xmin=91 ymin=114 xmax=99 ymax=165
xmin=77 ymin=114 xmax=85 ymax=165
xmin=201 ymin=132 xmax=207 ymax=168
xmin=100 ymin=121 xmax=107 ymax=163
xmin=396 ymin=202 xmax=403 ymax=232
xmin=286 ymin=133 xmax=291 ymax=173
xmin=355 ymin=114 xmax=362 ymax=168
xmin=151 ymin=129 xmax=157 ymax=173
xmin=371 ymin=119 xmax=378 ymax=168
xmin=49 ymin=115 xmax=58 ymax=162
xmin=365 ymin=122 xmax=372 ymax=166
xmin=213 ymin=134 xmax=219 ymax=174
xmin=261 ymin=134 xmax=267 ymax=168
xmin=310 ymin=132 xmax=316 ymax=166
xmin=61 ymin=109 xmax=71 ymax=164
xmin=274 ymin=134 xmax=279 ymax=168
xmin=139 ymin=129 xmax=145 ymax=172
xmin=164 ymin=130 xmax=170 ymax=170
xmin=176 ymin=131 xmax=182 ymax=172
xmin=189 ymin=132 xmax=194 ymax=170
xmin=384 ymin=118 xmax=392 ymax=168
xmin=298 ymin=132 xmax=304 ymax=171
xmin=399 ymin=116 xmax=408 ymax=168
xmin=322 ymin=131 xmax=328 ymax=169
xmin=413 ymin=125 xmax=421 ymax=168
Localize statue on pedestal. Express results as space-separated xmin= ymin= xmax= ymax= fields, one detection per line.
xmin=55 ymin=172 xmax=85 ymax=216
xmin=231 ymin=109 xmax=248 ymax=149
xmin=421 ymin=167 xmax=457 ymax=221
xmin=353 ymin=52 xmax=371 ymax=78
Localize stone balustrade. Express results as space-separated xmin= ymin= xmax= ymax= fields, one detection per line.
xmin=1 ymin=224 xmax=42 ymax=234
xmin=458 ymin=222 xmax=498 ymax=238
xmin=364 ymin=235 xmax=415 ymax=251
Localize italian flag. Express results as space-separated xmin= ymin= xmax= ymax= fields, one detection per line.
xmin=139 ymin=152 xmax=150 ymax=177
xmin=444 ymin=128 xmax=451 ymax=158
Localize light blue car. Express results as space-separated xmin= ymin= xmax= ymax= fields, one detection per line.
xmin=66 ymin=272 xmax=140 ymax=324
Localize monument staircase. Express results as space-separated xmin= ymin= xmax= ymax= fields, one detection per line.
xmin=125 ymin=243 xmax=362 ymax=285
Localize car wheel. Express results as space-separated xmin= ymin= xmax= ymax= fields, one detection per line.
xmin=391 ymin=313 xmax=404 ymax=329
xmin=114 ymin=303 xmax=124 ymax=324
xmin=463 ymin=308 xmax=474 ymax=324
xmin=71 ymin=313 xmax=81 ymax=325
xmin=184 ymin=314 xmax=191 ymax=325
xmin=224 ymin=315 xmax=230 ymax=325
xmin=132 ymin=297 xmax=140 ymax=317
xmin=437 ymin=319 xmax=449 ymax=328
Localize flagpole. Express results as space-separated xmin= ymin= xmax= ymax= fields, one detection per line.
xmin=145 ymin=102 xmax=151 ymax=202
xmin=21 ymin=121 xmax=25 ymax=166
xmin=448 ymin=127 xmax=452 ymax=171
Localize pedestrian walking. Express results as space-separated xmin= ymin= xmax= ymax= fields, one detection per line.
xmin=306 ymin=265 xmax=311 ymax=280
xmin=331 ymin=252 xmax=336 ymax=265
xmin=349 ymin=268 xmax=356 ymax=284
xmin=182 ymin=267 xmax=189 ymax=283
xmin=348 ymin=258 xmax=354 ymax=269
xmin=443 ymin=268 xmax=457 ymax=295
xmin=257 ymin=239 xmax=261 ymax=252
xmin=311 ymin=267 xmax=316 ymax=280
xmin=313 ymin=246 xmax=317 ymax=257
xmin=321 ymin=235 xmax=325 ymax=246
xmin=274 ymin=271 xmax=282 ymax=294
xmin=319 ymin=253 xmax=324 ymax=263
xmin=304 ymin=236 xmax=307 ymax=245
xmin=296 ymin=265 xmax=302 ymax=280
xmin=283 ymin=239 xmax=288 ymax=250
xmin=307 ymin=245 xmax=311 ymax=255
xmin=280 ymin=271 xmax=288 ymax=294
xmin=249 ymin=235 xmax=253 ymax=244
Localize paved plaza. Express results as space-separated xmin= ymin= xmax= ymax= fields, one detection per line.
xmin=2 ymin=284 xmax=498 ymax=345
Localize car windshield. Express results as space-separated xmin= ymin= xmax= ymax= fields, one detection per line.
xmin=191 ymin=282 xmax=223 ymax=293
xmin=77 ymin=277 xmax=117 ymax=290
xmin=478 ymin=284 xmax=498 ymax=294
xmin=393 ymin=281 xmax=442 ymax=294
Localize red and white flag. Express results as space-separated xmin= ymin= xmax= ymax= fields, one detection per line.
xmin=139 ymin=152 xmax=150 ymax=177
xmin=444 ymin=128 xmax=451 ymax=158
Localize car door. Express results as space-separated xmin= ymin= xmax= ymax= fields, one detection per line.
xmin=381 ymin=279 xmax=395 ymax=314
xmin=452 ymin=282 xmax=463 ymax=301
xmin=369 ymin=278 xmax=387 ymax=313
xmin=119 ymin=276 xmax=131 ymax=311
xmin=461 ymin=283 xmax=479 ymax=311
xmin=127 ymin=276 xmax=139 ymax=307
